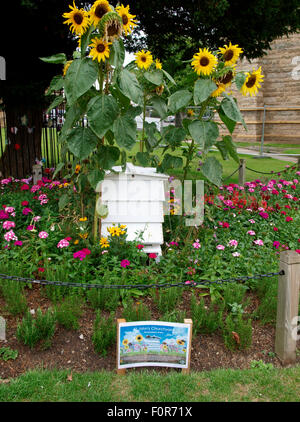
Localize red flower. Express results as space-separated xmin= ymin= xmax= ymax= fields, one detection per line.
xmin=295 ymin=250 xmax=300 ymax=254
xmin=14 ymin=143 xmax=21 ymax=150
xmin=20 ymin=184 xmax=29 ymax=191
xmin=273 ymin=227 xmax=279 ymax=232
xmin=21 ymin=201 xmax=29 ymax=206
xmin=38 ymin=267 xmax=45 ymax=273
xmin=149 ymin=253 xmax=157 ymax=259
xmin=286 ymin=216 xmax=293 ymax=222
xmin=136 ymin=244 xmax=144 ymax=250
xmin=281 ymin=211 xmax=287 ymax=215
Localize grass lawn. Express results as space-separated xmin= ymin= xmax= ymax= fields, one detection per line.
xmin=0 ymin=366 xmax=299 ymax=402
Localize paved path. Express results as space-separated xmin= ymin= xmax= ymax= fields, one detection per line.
xmin=211 ymin=146 xmax=300 ymax=163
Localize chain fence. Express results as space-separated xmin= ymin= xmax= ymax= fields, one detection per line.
xmin=0 ymin=270 xmax=284 ymax=291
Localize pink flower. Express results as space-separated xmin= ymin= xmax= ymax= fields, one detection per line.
xmin=136 ymin=244 xmax=144 ymax=250
xmin=273 ymin=241 xmax=281 ymax=249
xmin=0 ymin=210 xmax=9 ymax=220
xmin=57 ymin=239 xmax=70 ymax=248
xmin=2 ymin=221 xmax=15 ymax=230
xmin=22 ymin=207 xmax=33 ymax=215
xmin=73 ymin=249 xmax=90 ymax=261
xmin=232 ymin=252 xmax=240 ymax=257
xmin=254 ymin=239 xmax=264 ymax=246
xmin=248 ymin=219 xmax=255 ymax=224
xmin=247 ymin=230 xmax=256 ymax=236
xmin=228 ymin=239 xmax=238 ymax=248
xmin=20 ymin=184 xmax=29 ymax=191
xmin=30 ymin=185 xmax=41 ymax=193
xmin=4 ymin=230 xmax=18 ymax=242
xmin=14 ymin=240 xmax=23 ymax=246
xmin=169 ymin=241 xmax=179 ymax=247
xmin=38 ymin=267 xmax=45 ymax=273
xmin=27 ymin=225 xmax=35 ymax=231
xmin=38 ymin=231 xmax=49 ymax=239
xmin=295 ymin=250 xmax=300 ymax=254
xmin=21 ymin=201 xmax=29 ymax=206
xmin=193 ymin=239 xmax=201 ymax=249
xmin=286 ymin=216 xmax=293 ymax=222
xmin=149 ymin=253 xmax=157 ymax=259
xmin=259 ymin=211 xmax=269 ymax=219
xmin=273 ymin=227 xmax=279 ymax=232
xmin=121 ymin=259 xmax=130 ymax=268
xmin=5 ymin=207 xmax=14 ymax=214
xmin=33 ymin=216 xmax=41 ymax=222
xmin=216 ymin=245 xmax=225 ymax=250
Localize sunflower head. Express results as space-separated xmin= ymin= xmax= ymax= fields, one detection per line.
xmin=210 ymin=82 xmax=226 ymax=98
xmin=135 ymin=50 xmax=153 ymax=70
xmin=116 ymin=4 xmax=138 ymax=36
xmin=89 ymin=37 xmax=112 ymax=62
xmin=219 ymin=42 xmax=243 ymax=65
xmin=135 ymin=334 xmax=143 ymax=342
xmin=217 ymin=67 xmax=236 ymax=87
xmin=98 ymin=11 xmax=123 ymax=42
xmin=240 ymin=66 xmax=264 ymax=97
xmin=155 ymin=58 xmax=162 ymax=70
xmin=89 ymin=0 xmax=111 ymax=26
xmin=63 ymin=1 xmax=90 ymax=35
xmin=191 ymin=48 xmax=218 ymax=76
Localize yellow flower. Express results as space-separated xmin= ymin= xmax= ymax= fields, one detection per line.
xmin=116 ymin=4 xmax=137 ymax=36
xmin=63 ymin=60 xmax=73 ymax=77
xmin=219 ymin=42 xmax=243 ymax=65
xmin=120 ymin=224 xmax=127 ymax=229
xmin=211 ymin=82 xmax=226 ymax=98
xmin=135 ymin=334 xmax=143 ymax=342
xmin=74 ymin=239 xmax=79 ymax=245
xmin=122 ymin=339 xmax=129 ymax=346
xmin=63 ymin=1 xmax=90 ymax=35
xmin=191 ymin=48 xmax=217 ymax=76
xmin=100 ymin=237 xmax=110 ymax=248
xmin=89 ymin=0 xmax=111 ymax=26
xmin=75 ymin=164 xmax=81 ymax=174
xmin=240 ymin=67 xmax=264 ymax=97
xmin=79 ymin=232 xmax=88 ymax=239
xmin=64 ymin=183 xmax=70 ymax=188
xmin=89 ymin=37 xmax=111 ymax=63
xmin=187 ymin=109 xmax=195 ymax=117
xmin=155 ymin=58 xmax=162 ymax=69
xmin=135 ymin=50 xmax=153 ymax=70
xmin=79 ymin=217 xmax=87 ymax=222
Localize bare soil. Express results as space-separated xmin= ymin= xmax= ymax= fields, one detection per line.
xmin=0 ymin=286 xmax=299 ymax=379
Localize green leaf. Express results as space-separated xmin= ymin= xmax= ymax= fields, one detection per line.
xmin=188 ymin=120 xmax=219 ymax=149
xmin=80 ymin=25 xmax=93 ymax=58
xmin=96 ymin=201 xmax=109 ymax=218
xmin=52 ymin=162 xmax=65 ymax=179
xmin=59 ymin=193 xmax=69 ymax=211
xmin=235 ymin=72 xmax=247 ymax=91
xmin=144 ymin=70 xmax=164 ymax=86
xmin=194 ymin=79 xmax=217 ymax=105
xmin=64 ymin=58 xmax=98 ymax=105
xmin=66 ymin=127 xmax=98 ymax=160
xmin=218 ymin=108 xmax=236 ymax=134
xmin=144 ymin=122 xmax=159 ymax=147
xmin=40 ymin=53 xmax=66 ymax=64
xmin=162 ymin=69 xmax=176 ymax=85
xmin=216 ymin=140 xmax=229 ymax=160
xmin=110 ymin=85 xmax=131 ymax=109
xmin=221 ymin=94 xmax=247 ymax=130
xmin=113 ymin=113 xmax=137 ymax=150
xmin=161 ymin=153 xmax=183 ymax=171
xmin=168 ymin=90 xmax=192 ymax=114
xmin=201 ymin=156 xmax=223 ymax=186
xmin=223 ymin=135 xmax=239 ymax=163
xmin=136 ymin=152 xmax=150 ymax=166
xmin=47 ymin=95 xmax=64 ymax=113
xmin=88 ymin=169 xmax=105 ymax=190
xmin=95 ymin=145 xmax=120 ymax=169
xmin=151 ymin=96 xmax=168 ymax=120
xmin=118 ymin=69 xmax=143 ymax=105
xmin=162 ymin=126 xmax=186 ymax=149
xmin=109 ymin=39 xmax=125 ymax=68
xmin=46 ymin=75 xmax=64 ymax=96
xmin=87 ymin=94 xmax=119 ymax=139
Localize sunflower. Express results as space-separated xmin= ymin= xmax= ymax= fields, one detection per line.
xmin=135 ymin=50 xmax=153 ymax=70
xmin=155 ymin=84 xmax=164 ymax=96
xmin=122 ymin=339 xmax=129 ymax=346
xmin=63 ymin=60 xmax=73 ymax=77
xmin=176 ymin=339 xmax=185 ymax=346
xmin=217 ymin=67 xmax=236 ymax=87
xmin=240 ymin=66 xmax=264 ymax=97
xmin=89 ymin=37 xmax=111 ymax=62
xmin=135 ymin=334 xmax=143 ymax=342
xmin=100 ymin=237 xmax=110 ymax=248
xmin=63 ymin=2 xmax=90 ymax=35
xmin=219 ymin=42 xmax=243 ymax=65
xmin=187 ymin=109 xmax=195 ymax=117
xmin=89 ymin=0 xmax=111 ymax=26
xmin=211 ymin=82 xmax=226 ymax=98
xmin=98 ymin=11 xmax=123 ymax=42
xmin=155 ymin=58 xmax=162 ymax=70
xmin=191 ymin=48 xmax=217 ymax=76
xmin=116 ymin=4 xmax=137 ymax=36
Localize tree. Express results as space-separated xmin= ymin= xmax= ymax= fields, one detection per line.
xmin=0 ymin=0 xmax=78 ymax=178
xmin=125 ymin=0 xmax=300 ymax=60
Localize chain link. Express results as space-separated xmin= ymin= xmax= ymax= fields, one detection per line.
xmin=0 ymin=271 xmax=284 ymax=291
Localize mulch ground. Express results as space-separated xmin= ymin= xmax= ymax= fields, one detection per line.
xmin=0 ymin=286 xmax=299 ymax=380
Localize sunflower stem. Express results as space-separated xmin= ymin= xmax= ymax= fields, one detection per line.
xmin=140 ymin=92 xmax=147 ymax=153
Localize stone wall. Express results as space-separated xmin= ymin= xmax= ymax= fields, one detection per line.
xmin=220 ymin=33 xmax=300 ymax=144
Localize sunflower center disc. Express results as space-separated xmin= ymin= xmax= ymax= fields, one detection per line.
xmin=141 ymin=56 xmax=146 ymax=62
xmin=122 ymin=14 xmax=129 ymax=25
xmin=74 ymin=13 xmax=83 ymax=25
xmin=95 ymin=5 xmax=108 ymax=19
xmin=219 ymin=71 xmax=233 ymax=85
xmin=246 ymin=75 xmax=257 ymax=88
xmin=224 ymin=49 xmax=234 ymax=61
xmin=107 ymin=22 xmax=119 ymax=36
xmin=200 ymin=57 xmax=209 ymax=66
xmin=97 ymin=44 xmax=106 ymax=53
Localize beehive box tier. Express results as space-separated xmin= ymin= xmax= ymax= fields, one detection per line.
xmin=103 ymin=201 xmax=164 ymax=223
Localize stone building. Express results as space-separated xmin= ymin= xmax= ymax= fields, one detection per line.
xmin=226 ymin=33 xmax=300 ymax=144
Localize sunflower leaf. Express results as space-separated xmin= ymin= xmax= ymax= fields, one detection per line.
xmin=113 ymin=113 xmax=137 ymax=150
xmin=235 ymin=72 xmax=247 ymax=91
xmin=40 ymin=53 xmax=66 ymax=64
xmin=64 ymin=58 xmax=99 ymax=105
xmin=47 ymin=95 xmax=64 ymax=113
xmin=218 ymin=108 xmax=236 ymax=134
xmin=201 ymin=156 xmax=223 ymax=186
xmin=118 ymin=69 xmax=143 ymax=105
xmin=150 ymin=96 xmax=168 ymax=120
xmin=109 ymin=39 xmax=125 ymax=69
xmin=66 ymin=127 xmax=98 ymax=160
xmin=168 ymin=90 xmax=192 ymax=114
xmin=222 ymin=135 xmax=239 ymax=163
xmin=221 ymin=94 xmax=247 ymax=130
xmin=87 ymin=94 xmax=119 ymax=139
xmin=194 ymin=79 xmax=217 ymax=105
xmin=143 ymin=70 xmax=164 ymax=86
xmin=188 ymin=120 xmax=219 ymax=150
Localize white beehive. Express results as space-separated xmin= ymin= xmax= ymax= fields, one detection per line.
xmin=100 ymin=163 xmax=169 ymax=256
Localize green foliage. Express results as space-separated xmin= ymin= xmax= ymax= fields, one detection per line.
xmin=122 ymin=298 xmax=151 ymax=321
xmin=250 ymin=360 xmax=274 ymax=370
xmin=190 ymin=293 xmax=224 ymax=335
xmin=222 ymin=313 xmax=252 ymax=351
xmin=0 ymin=347 xmax=18 ymax=361
xmin=1 ymin=280 xmax=27 ymax=316
xmin=92 ymin=312 xmax=116 ymax=356
xmin=55 ymin=296 xmax=83 ymax=331
xmin=16 ymin=308 xmax=57 ymax=350
xmin=222 ymin=283 xmax=248 ymax=310
xmin=87 ymin=285 xmax=120 ymax=312
xmin=152 ymin=287 xmax=183 ymax=314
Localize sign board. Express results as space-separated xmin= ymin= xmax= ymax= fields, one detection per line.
xmin=117 ymin=320 xmax=192 ymax=372
xmin=0 ymin=316 xmax=5 ymax=341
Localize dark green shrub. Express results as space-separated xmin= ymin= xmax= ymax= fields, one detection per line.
xmin=190 ymin=293 xmax=224 ymax=335
xmin=222 ymin=313 xmax=252 ymax=350
xmin=87 ymin=287 xmax=120 ymax=311
xmin=1 ymin=280 xmax=27 ymax=315
xmin=122 ymin=298 xmax=151 ymax=321
xmin=56 ymin=296 xmax=83 ymax=330
xmin=152 ymin=287 xmax=183 ymax=313
xmin=92 ymin=311 xmax=116 ymax=356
